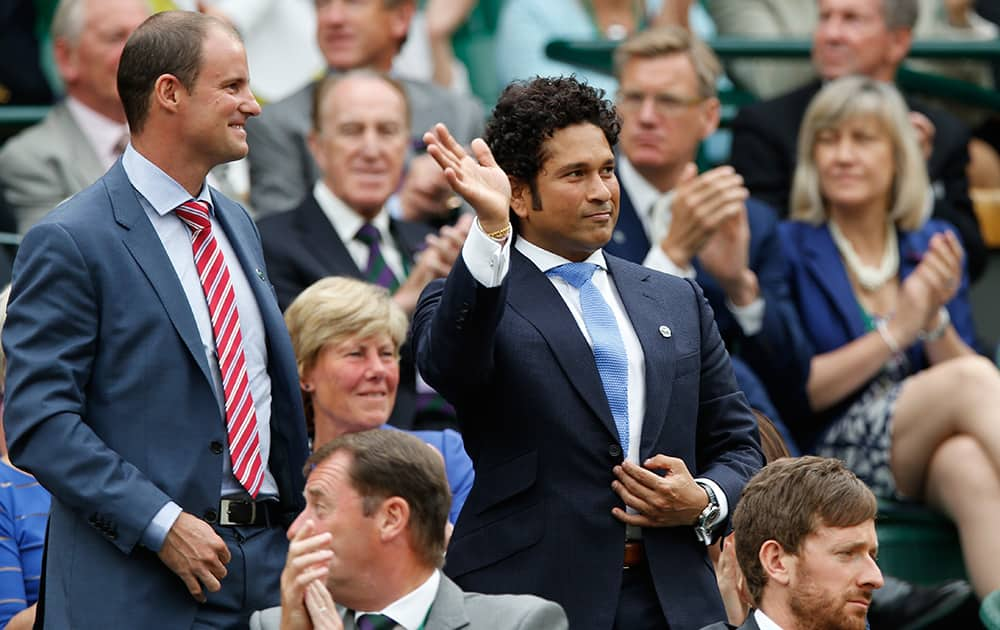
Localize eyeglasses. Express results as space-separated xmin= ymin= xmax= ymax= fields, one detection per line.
xmin=616 ymin=91 xmax=705 ymax=116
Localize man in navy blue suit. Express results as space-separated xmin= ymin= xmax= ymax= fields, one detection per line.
xmin=414 ymin=77 xmax=763 ymax=630
xmin=606 ymin=26 xmax=809 ymax=436
xmin=2 ymin=12 xmax=309 ymax=629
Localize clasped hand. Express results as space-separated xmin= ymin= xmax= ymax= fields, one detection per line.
xmin=611 ymin=455 xmax=709 ymax=527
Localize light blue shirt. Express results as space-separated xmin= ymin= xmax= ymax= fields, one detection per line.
xmin=122 ymin=145 xmax=278 ymax=550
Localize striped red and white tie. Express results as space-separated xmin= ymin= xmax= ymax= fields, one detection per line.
xmin=176 ymin=200 xmax=264 ymax=497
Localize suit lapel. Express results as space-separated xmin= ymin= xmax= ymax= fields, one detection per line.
xmin=296 ymin=194 xmax=363 ymax=278
xmin=606 ymin=257 xmax=676 ymax=459
xmin=107 ymin=163 xmax=214 ymax=386
xmin=506 ymin=249 xmax=620 ymax=441
xmin=801 ymin=225 xmax=867 ymax=340
xmin=423 ymin=575 xmax=470 ymax=629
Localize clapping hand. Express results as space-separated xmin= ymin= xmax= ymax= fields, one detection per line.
xmin=660 ymin=164 xmax=748 ymax=268
xmin=280 ymin=520 xmax=334 ymax=630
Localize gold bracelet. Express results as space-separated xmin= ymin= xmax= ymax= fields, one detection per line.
xmin=486 ymin=223 xmax=512 ymax=241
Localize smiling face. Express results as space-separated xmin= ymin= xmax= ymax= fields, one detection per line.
xmin=314 ymin=0 xmax=411 ymax=71
xmin=812 ymin=0 xmax=910 ymax=82
xmin=616 ymin=52 xmax=717 ymax=180
xmin=785 ymin=520 xmax=883 ymax=630
xmin=302 ymin=332 xmax=400 ymax=444
xmin=309 ymin=74 xmax=410 ymax=220
xmin=813 ymin=114 xmax=895 ymax=217
xmin=512 ymin=123 xmax=620 ymax=262
xmin=177 ymin=25 xmax=261 ymax=169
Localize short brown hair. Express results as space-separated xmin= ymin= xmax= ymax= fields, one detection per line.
xmin=308 ymin=429 xmax=451 ymax=568
xmin=613 ymin=25 xmax=721 ymax=99
xmin=117 ymin=11 xmax=241 ymax=133
xmin=310 ymin=69 xmax=411 ymax=133
xmin=734 ymin=456 xmax=877 ymax=604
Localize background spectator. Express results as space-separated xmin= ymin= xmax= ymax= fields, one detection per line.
xmin=283 ymin=276 xmax=474 ymax=524
xmin=0 ymin=0 xmax=150 ymax=232
xmin=780 ymin=75 xmax=1000 ymax=602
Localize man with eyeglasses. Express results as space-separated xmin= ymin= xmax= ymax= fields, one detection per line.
xmin=607 ymin=25 xmax=810 ymax=434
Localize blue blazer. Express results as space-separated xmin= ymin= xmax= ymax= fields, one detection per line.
xmin=406 ymin=428 xmax=475 ymax=524
xmin=412 ymin=246 xmax=763 ymax=630
xmin=605 ymin=184 xmax=812 ymax=434
xmin=779 ymin=219 xmax=977 ymax=449
xmin=2 ymin=162 xmax=310 ymax=629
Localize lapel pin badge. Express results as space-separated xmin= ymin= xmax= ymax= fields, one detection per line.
xmin=659 ymin=325 xmax=672 ymax=338
xmin=256 ymin=268 xmax=265 ymax=281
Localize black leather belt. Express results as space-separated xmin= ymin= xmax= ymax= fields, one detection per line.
xmin=217 ymin=498 xmax=280 ymax=527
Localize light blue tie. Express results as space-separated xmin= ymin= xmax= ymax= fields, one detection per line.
xmin=547 ymin=262 xmax=630 ymax=455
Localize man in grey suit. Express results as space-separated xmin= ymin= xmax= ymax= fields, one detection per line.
xmin=0 ymin=0 xmax=149 ymax=232
xmin=251 ymin=430 xmax=568 ymax=630
xmin=246 ymin=0 xmax=484 ymax=218
xmin=700 ymin=457 xmax=882 ymax=630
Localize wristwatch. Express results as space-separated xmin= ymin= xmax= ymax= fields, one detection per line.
xmin=694 ymin=481 xmax=721 ymax=546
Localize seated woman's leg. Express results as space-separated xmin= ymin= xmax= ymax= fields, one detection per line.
xmin=922 ymin=435 xmax=1000 ymax=597
xmin=890 ymin=355 xmax=1000 ymax=498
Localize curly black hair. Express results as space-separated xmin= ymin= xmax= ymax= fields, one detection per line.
xmin=484 ymin=76 xmax=621 ymax=190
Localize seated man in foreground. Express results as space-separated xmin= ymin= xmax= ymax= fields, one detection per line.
xmin=252 ymin=429 xmax=568 ymax=630
xmin=701 ymin=456 xmax=883 ymax=630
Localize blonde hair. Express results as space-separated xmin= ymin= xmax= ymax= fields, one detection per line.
xmin=284 ymin=277 xmax=408 ymax=421
xmin=613 ymin=25 xmax=721 ymax=98
xmin=790 ymin=76 xmax=928 ymax=230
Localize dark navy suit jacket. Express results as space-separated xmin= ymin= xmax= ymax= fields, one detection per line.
xmin=779 ymin=219 xmax=977 ymax=450
xmin=2 ymin=162 xmax=309 ymax=628
xmin=413 ymin=245 xmax=763 ymax=630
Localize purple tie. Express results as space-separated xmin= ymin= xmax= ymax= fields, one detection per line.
xmin=355 ymin=223 xmax=400 ymax=292
xmin=357 ymin=613 xmax=397 ymax=630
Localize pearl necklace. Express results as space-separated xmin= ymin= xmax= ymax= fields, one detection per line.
xmin=828 ymin=219 xmax=899 ymax=291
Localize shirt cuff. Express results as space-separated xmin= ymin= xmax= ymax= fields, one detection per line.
xmin=727 ymin=297 xmax=766 ymax=337
xmin=460 ymin=217 xmax=511 ymax=287
xmin=695 ymin=477 xmax=728 ymax=530
xmin=643 ymin=245 xmax=695 ymax=279
xmin=141 ymin=501 xmax=183 ymax=552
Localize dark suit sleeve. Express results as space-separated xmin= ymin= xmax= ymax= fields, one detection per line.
xmin=259 ymin=219 xmax=306 ymax=311
xmin=412 ymin=255 xmax=508 ymax=405
xmin=688 ymin=279 xmax=764 ymax=526
xmin=729 ymin=106 xmax=794 ymax=216
xmin=3 ymin=223 xmax=173 ymax=554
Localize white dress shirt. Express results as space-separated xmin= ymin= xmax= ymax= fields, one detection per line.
xmin=353 ymin=569 xmax=440 ymax=630
xmin=122 ymin=145 xmax=279 ymax=548
xmin=754 ymin=608 xmax=785 ymax=630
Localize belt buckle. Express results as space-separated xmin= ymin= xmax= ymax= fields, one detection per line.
xmin=219 ymin=498 xmax=255 ymax=526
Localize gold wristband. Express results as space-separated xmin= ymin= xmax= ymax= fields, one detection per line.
xmin=486 ymin=223 xmax=512 ymax=241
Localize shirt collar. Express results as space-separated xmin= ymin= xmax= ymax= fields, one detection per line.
xmin=514 ymin=234 xmax=608 ymax=273
xmin=313 ymin=180 xmax=391 ymax=241
xmin=754 ymin=608 xmax=786 ymax=630
xmin=617 ymin=154 xmax=665 ymax=218
xmin=354 ymin=569 xmax=440 ymax=630
xmin=65 ymin=96 xmax=129 ymax=167
xmin=122 ymin=144 xmax=213 ymax=216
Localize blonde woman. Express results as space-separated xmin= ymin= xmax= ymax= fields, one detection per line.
xmin=284 ymin=276 xmax=473 ymax=524
xmin=780 ymin=75 xmax=1000 ymax=603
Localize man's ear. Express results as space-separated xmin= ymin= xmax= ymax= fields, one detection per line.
xmin=377 ymin=496 xmax=410 ymax=542
xmin=152 ymin=74 xmax=184 ymax=114
xmin=53 ymin=38 xmax=79 ymax=86
xmin=886 ymin=28 xmax=913 ymax=69
xmin=759 ymin=539 xmax=794 ymax=587
xmin=699 ymin=96 xmax=722 ymax=140
xmin=307 ymin=130 xmax=328 ymax=176
xmin=509 ymin=178 xmax=533 ymax=220
xmin=389 ymin=1 xmax=417 ymax=46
